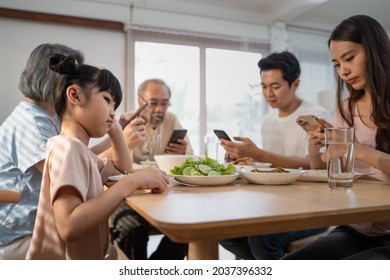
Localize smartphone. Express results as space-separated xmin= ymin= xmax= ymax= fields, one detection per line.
xmin=168 ymin=128 xmax=188 ymax=144
xmin=213 ymin=129 xmax=232 ymax=141
xmin=120 ymin=103 xmax=149 ymax=129
xmin=296 ymin=115 xmax=325 ymax=132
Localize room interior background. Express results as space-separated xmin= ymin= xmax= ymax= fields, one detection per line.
xmin=1 ymin=0 xmax=389 ymax=154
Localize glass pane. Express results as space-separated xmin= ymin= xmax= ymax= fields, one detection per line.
xmin=135 ymin=42 xmax=200 ymax=154
xmin=205 ymin=48 xmax=266 ymax=159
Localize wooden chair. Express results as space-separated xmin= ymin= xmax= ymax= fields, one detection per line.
xmin=0 ymin=189 xmax=20 ymax=203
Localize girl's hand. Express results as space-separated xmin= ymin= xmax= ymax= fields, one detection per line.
xmin=124 ymin=166 xmax=168 ymax=194
xmin=107 ymin=118 xmax=123 ymax=137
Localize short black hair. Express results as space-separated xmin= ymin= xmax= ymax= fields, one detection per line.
xmin=257 ymin=51 xmax=300 ymax=86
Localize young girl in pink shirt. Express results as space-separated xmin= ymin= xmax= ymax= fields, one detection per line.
xmin=26 ymin=54 xmax=168 ymax=260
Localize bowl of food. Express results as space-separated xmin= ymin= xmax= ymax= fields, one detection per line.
xmin=154 ymin=154 xmax=199 ymax=175
xmin=237 ymin=167 xmax=304 ymax=185
xmin=232 ymin=156 xmax=272 ymax=170
xmin=169 ymin=156 xmax=237 ymax=186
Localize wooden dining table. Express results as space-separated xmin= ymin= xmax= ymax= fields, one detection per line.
xmin=125 ymin=178 xmax=390 ymax=260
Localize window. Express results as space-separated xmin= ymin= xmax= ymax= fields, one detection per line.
xmin=132 ymin=30 xmax=269 ymax=156
xmin=205 ymin=48 xmax=266 ymax=159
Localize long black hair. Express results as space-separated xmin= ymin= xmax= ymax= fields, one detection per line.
xmin=328 ymin=15 xmax=390 ymax=153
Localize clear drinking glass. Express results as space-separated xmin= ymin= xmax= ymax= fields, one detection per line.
xmin=204 ymin=135 xmax=219 ymax=161
xmin=325 ymin=127 xmax=355 ymax=189
xmin=141 ymin=131 xmax=160 ymax=164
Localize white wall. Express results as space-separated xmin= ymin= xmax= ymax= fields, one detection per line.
xmin=0 ymin=17 xmax=126 ymax=124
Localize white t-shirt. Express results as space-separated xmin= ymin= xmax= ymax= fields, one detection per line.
xmin=261 ymin=100 xmax=329 ymax=157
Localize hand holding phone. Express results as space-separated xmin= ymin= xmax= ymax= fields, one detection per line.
xmin=168 ymin=129 xmax=188 ymax=144
xmin=296 ymin=115 xmax=325 ymax=132
xmin=213 ymin=129 xmax=232 ymax=141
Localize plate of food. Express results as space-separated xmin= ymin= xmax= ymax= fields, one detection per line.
xmin=170 ymin=156 xmax=238 ymax=186
xmin=299 ymin=170 xmax=365 ymax=182
xmin=232 ymin=156 xmax=272 ymax=171
xmin=237 ymin=167 xmax=304 ymax=185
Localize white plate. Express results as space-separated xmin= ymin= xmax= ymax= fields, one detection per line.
xmin=173 ymin=172 xmax=239 ymax=186
xmin=299 ymin=170 xmax=365 ymax=182
xmin=237 ymin=168 xmax=304 ymax=185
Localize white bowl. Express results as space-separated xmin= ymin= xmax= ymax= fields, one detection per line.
xmin=173 ymin=172 xmax=239 ymax=186
xmin=237 ymin=167 xmax=304 ymax=185
xmin=154 ymin=154 xmax=198 ymax=174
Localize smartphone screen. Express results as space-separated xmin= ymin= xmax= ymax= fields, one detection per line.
xmin=213 ymin=129 xmax=232 ymax=141
xmin=168 ymin=129 xmax=188 ymax=144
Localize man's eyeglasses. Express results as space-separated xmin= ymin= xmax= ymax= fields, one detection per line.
xmin=139 ymin=95 xmax=171 ymax=109
xmin=147 ymin=100 xmax=171 ymax=109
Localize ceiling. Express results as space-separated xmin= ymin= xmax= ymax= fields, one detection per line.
xmin=131 ymin=0 xmax=390 ymax=33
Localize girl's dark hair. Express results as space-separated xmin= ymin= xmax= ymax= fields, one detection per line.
xmin=49 ymin=53 xmax=122 ymax=118
xmin=328 ymin=15 xmax=390 ymax=153
xmin=257 ymin=51 xmax=301 ymax=87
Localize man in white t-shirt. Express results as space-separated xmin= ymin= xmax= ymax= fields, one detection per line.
xmin=221 ymin=52 xmax=329 ymax=169
xmin=219 ymin=51 xmax=329 ymax=259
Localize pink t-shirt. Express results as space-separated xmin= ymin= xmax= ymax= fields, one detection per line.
xmin=333 ymin=105 xmax=390 ymax=236
xmin=26 ymin=134 xmax=114 ymax=259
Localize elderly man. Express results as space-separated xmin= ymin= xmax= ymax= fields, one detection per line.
xmin=124 ymin=78 xmax=193 ymax=163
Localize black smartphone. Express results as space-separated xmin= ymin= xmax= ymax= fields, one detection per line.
xmin=120 ymin=103 xmax=149 ymax=129
xmin=213 ymin=129 xmax=232 ymax=141
xmin=168 ymin=128 xmax=188 ymax=144
xmin=296 ymin=115 xmax=325 ymax=132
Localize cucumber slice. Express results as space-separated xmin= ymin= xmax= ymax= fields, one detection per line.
xmin=208 ymin=170 xmax=221 ymax=176
xmin=190 ymin=167 xmax=201 ymax=176
xmin=197 ymin=164 xmax=212 ymax=175
xmin=182 ymin=166 xmax=193 ymax=175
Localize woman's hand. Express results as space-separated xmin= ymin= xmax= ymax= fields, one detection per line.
xmin=308 ymin=127 xmax=325 ymax=156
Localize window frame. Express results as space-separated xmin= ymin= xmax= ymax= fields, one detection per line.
xmin=126 ymin=29 xmax=270 ymax=153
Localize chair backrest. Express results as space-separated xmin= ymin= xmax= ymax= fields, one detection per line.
xmin=0 ymin=189 xmax=21 ymax=203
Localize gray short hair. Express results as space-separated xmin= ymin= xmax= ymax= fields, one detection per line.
xmin=137 ymin=78 xmax=171 ymax=98
xmin=19 ymin=43 xmax=84 ymax=106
